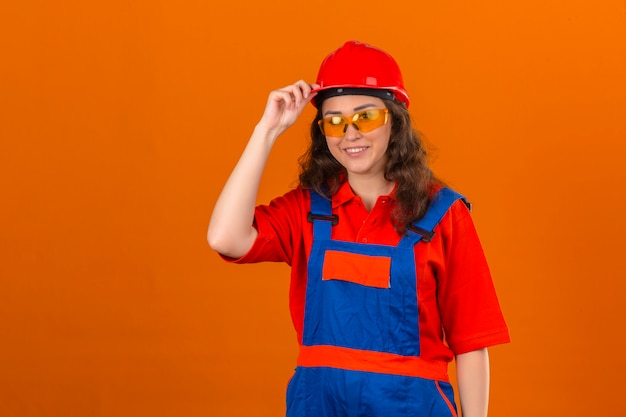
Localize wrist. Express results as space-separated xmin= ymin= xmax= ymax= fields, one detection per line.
xmin=250 ymin=122 xmax=284 ymax=150
xmin=254 ymin=120 xmax=283 ymax=142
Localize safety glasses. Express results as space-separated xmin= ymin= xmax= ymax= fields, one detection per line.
xmin=318 ymin=109 xmax=389 ymax=138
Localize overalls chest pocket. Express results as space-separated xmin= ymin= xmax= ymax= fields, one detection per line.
xmin=322 ymin=250 xmax=391 ymax=289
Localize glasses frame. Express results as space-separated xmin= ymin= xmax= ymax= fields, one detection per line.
xmin=318 ymin=108 xmax=389 ymax=138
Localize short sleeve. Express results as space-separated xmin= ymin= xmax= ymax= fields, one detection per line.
xmin=220 ymin=187 xmax=307 ymax=266
xmin=435 ymin=200 xmax=510 ymax=354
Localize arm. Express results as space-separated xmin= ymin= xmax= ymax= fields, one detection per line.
xmin=456 ymin=348 xmax=490 ymax=417
xmin=207 ymin=81 xmax=317 ymax=258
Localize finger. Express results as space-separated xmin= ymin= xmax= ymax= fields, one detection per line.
xmin=269 ymin=81 xmax=316 ymax=112
xmin=282 ymin=82 xmax=306 ymax=108
xmin=307 ymin=83 xmax=319 ymax=103
xmin=281 ymin=81 xmax=317 ymax=108
xmin=293 ymin=80 xmax=319 ymax=103
xmin=269 ymin=89 xmax=297 ymax=109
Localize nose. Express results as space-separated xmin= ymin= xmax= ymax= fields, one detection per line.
xmin=343 ymin=123 xmax=361 ymax=140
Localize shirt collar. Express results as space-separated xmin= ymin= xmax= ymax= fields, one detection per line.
xmin=331 ymin=180 xmax=398 ymax=209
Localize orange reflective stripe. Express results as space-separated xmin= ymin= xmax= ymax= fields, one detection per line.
xmin=297 ymin=345 xmax=450 ymax=382
xmin=322 ymin=250 xmax=391 ymax=288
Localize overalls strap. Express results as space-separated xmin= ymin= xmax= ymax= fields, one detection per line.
xmin=307 ymin=189 xmax=336 ymax=239
xmin=402 ymin=187 xmax=468 ymax=247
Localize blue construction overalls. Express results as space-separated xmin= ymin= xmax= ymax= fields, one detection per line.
xmin=286 ymin=187 xmax=466 ymax=417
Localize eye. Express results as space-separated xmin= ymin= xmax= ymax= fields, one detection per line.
xmin=358 ymin=110 xmax=379 ymax=120
xmin=328 ymin=116 xmax=344 ymax=126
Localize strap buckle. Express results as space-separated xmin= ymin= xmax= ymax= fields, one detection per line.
xmin=307 ymin=212 xmax=339 ymax=226
xmin=406 ymin=224 xmax=435 ymax=242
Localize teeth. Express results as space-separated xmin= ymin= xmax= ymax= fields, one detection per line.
xmin=345 ymin=147 xmax=367 ymax=154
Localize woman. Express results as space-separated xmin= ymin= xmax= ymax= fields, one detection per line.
xmin=208 ymin=40 xmax=509 ymax=417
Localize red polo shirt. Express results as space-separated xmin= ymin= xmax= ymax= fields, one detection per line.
xmin=226 ymin=182 xmax=510 ymax=362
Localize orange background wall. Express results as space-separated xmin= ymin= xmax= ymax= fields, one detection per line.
xmin=1 ymin=1 xmax=625 ymax=416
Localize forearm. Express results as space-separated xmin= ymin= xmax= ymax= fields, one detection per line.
xmin=456 ymin=348 xmax=490 ymax=417
xmin=207 ymin=124 xmax=278 ymax=258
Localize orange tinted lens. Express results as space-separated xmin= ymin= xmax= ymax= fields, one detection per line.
xmin=352 ymin=109 xmax=388 ymax=133
xmin=319 ymin=115 xmax=347 ymax=137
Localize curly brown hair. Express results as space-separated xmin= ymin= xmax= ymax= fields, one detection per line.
xmin=298 ymin=99 xmax=441 ymax=234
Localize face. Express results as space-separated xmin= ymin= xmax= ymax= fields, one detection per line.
xmin=320 ymin=95 xmax=391 ymax=180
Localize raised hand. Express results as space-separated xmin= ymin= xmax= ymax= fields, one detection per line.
xmin=257 ymin=80 xmax=319 ymax=137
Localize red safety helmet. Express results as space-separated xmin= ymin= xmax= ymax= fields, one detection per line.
xmin=312 ymin=40 xmax=410 ymax=108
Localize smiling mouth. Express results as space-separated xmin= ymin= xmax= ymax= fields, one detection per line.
xmin=344 ymin=147 xmax=369 ymax=154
